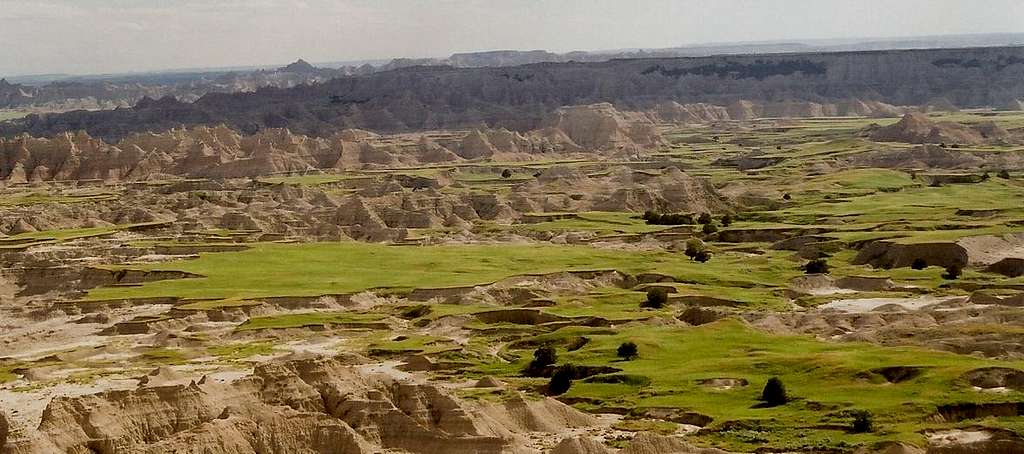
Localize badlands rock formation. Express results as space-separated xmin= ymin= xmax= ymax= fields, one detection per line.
xmin=0 ymin=166 xmax=728 ymax=241
xmin=1 ymin=355 xmax=732 ymax=454
xmin=866 ymin=112 xmax=1020 ymax=145
xmin=5 ymin=46 xmax=1024 ymax=141
xmin=0 ymin=104 xmax=661 ymax=183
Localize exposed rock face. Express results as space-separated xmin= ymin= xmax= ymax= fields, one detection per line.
xmin=866 ymin=113 xmax=1019 ymax=145
xmin=6 ymin=46 xmax=1024 ymax=141
xmin=4 ymin=356 xmax=602 ymax=453
xmin=542 ymin=103 xmax=664 ymax=152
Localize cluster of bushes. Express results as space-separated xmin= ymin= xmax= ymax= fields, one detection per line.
xmin=641 ymin=211 xmax=731 ymax=237
xmin=534 ymin=342 xmax=641 ymax=395
xmin=642 ymin=211 xmax=694 ymax=225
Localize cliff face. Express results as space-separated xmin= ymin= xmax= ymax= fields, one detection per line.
xmin=4 ymin=47 xmax=1024 ymax=141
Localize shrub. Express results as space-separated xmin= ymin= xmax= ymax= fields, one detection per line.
xmin=911 ymin=258 xmax=928 ymax=270
xmin=684 ymin=238 xmax=706 ymax=259
xmin=697 ymin=212 xmax=713 ymax=224
xmin=942 ymin=264 xmax=962 ymax=280
xmin=803 ymin=259 xmax=829 ymax=274
xmin=548 ymin=365 xmax=575 ymax=395
xmin=501 ymin=168 xmax=513 ymax=179
xmin=616 ymin=342 xmax=639 ymax=360
xmin=782 ymin=193 xmax=792 ymax=200
xmin=523 ymin=346 xmax=557 ymax=376
xmin=760 ymin=377 xmax=789 ymax=406
xmin=850 ymin=410 xmax=874 ymax=433
xmin=721 ymin=214 xmax=733 ymax=227
xmin=998 ymin=169 xmax=1011 ymax=179
xmin=693 ymin=250 xmax=712 ymax=263
xmin=532 ymin=346 xmax=556 ymax=366
xmin=642 ymin=287 xmax=668 ymax=309
xmin=702 ymin=222 xmax=718 ymax=235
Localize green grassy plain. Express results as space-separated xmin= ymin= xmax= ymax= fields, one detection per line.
xmin=484 ymin=319 xmax=1024 ymax=451
xmin=86 ymin=242 xmax=801 ymax=303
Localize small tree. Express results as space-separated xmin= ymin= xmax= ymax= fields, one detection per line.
xmin=850 ymin=410 xmax=874 ymax=433
xmin=501 ymin=168 xmax=513 ymax=179
xmin=702 ymin=222 xmax=719 ymax=235
xmin=548 ymin=365 xmax=575 ymax=395
xmin=782 ymin=193 xmax=792 ymax=201
xmin=803 ymin=258 xmax=829 ymax=274
xmin=697 ymin=212 xmax=713 ymax=225
xmin=942 ymin=264 xmax=962 ymax=280
xmin=760 ymin=377 xmax=789 ymax=406
xmin=693 ymin=250 xmax=712 ymax=263
xmin=616 ymin=342 xmax=639 ymax=360
xmin=911 ymin=258 xmax=928 ymax=270
xmin=998 ymin=169 xmax=1011 ymax=179
xmin=642 ymin=287 xmax=668 ymax=309
xmin=721 ymin=214 xmax=733 ymax=227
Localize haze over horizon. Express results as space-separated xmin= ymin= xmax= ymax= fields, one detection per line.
xmin=2 ymin=0 xmax=1024 ymax=77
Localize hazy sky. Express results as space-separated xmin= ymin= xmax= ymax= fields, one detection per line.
xmin=2 ymin=0 xmax=1023 ymax=76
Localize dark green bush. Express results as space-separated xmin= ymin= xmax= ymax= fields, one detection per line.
xmin=641 ymin=287 xmax=668 ymax=309
xmin=548 ymin=364 xmax=576 ymax=395
xmin=803 ymin=259 xmax=829 ymax=274
xmin=850 ymin=410 xmax=874 ymax=433
xmin=616 ymin=342 xmax=639 ymax=360
xmin=760 ymin=377 xmax=789 ymax=406
xmin=942 ymin=264 xmax=962 ymax=280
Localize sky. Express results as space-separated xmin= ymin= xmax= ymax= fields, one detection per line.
xmin=1 ymin=0 xmax=1023 ymax=76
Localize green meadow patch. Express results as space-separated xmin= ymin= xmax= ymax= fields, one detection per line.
xmin=85 ymin=242 xmax=799 ymax=303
